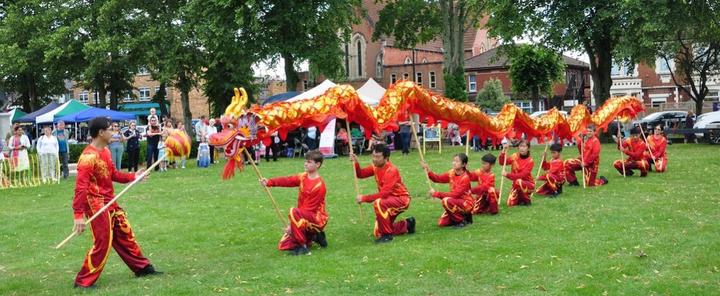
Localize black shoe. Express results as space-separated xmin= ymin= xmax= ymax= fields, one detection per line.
xmin=313 ymin=231 xmax=328 ymax=248
xmin=73 ymin=283 xmax=97 ymax=289
xmin=406 ymin=217 xmax=416 ymax=234
xmin=625 ymin=170 xmax=634 ymax=177
xmin=551 ymin=192 xmax=559 ymax=198
xmin=291 ymin=246 xmax=311 ymax=256
xmin=464 ymin=213 xmax=473 ymax=224
xmin=453 ymin=222 xmax=466 ymax=228
xmin=375 ymin=235 xmax=393 ymax=243
xmin=599 ymin=176 xmax=608 ymax=184
xmin=557 ymin=186 xmax=563 ymax=194
xmin=135 ymin=264 xmax=163 ymax=277
xmin=568 ymin=180 xmax=579 ymax=186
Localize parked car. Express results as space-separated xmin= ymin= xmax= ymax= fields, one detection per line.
xmin=633 ymin=111 xmax=687 ymax=130
xmin=694 ymin=110 xmax=720 ymax=140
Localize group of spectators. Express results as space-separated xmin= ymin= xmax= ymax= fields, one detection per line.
xmin=1 ymin=121 xmax=70 ymax=183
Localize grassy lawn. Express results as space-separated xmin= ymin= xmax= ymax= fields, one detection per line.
xmin=1 ymin=143 xmax=719 ymax=295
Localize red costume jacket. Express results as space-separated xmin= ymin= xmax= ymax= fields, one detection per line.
xmin=578 ymin=136 xmax=601 ymax=166
xmin=267 ymin=172 xmax=328 ymax=225
xmin=73 ymin=145 xmax=136 ymax=220
xmin=428 ymin=169 xmax=473 ymax=203
xmin=470 ymin=169 xmax=496 ymax=195
xmin=355 ymin=161 xmax=410 ymax=203
xmin=542 ymin=157 xmax=565 ymax=176
xmin=621 ymin=138 xmax=647 ymax=161
xmin=646 ymin=135 xmax=667 ymax=159
xmin=499 ymin=152 xmax=534 ymax=183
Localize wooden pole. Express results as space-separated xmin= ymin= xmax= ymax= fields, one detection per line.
xmin=579 ymin=136 xmax=587 ymax=188
xmin=465 ymin=131 xmax=470 ymax=154
xmin=498 ymin=146 xmax=508 ymax=206
xmin=617 ymin=120 xmax=627 ymax=177
xmin=345 ymin=119 xmax=365 ymax=223
xmin=410 ymin=118 xmax=434 ymax=190
xmin=243 ymin=148 xmax=288 ymax=228
xmin=638 ymin=124 xmax=656 ymax=164
xmin=55 ymin=154 xmax=167 ymax=249
xmin=534 ymin=139 xmax=551 ymax=181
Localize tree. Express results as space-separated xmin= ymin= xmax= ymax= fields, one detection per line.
xmin=374 ymin=0 xmax=486 ymax=101
xmin=627 ymin=0 xmax=720 ymax=115
xmin=0 ymin=0 xmax=67 ymax=111
xmin=52 ymin=0 xmax=145 ymax=109
xmin=507 ymin=44 xmax=565 ymax=111
xmin=486 ymin=1 xmax=641 ymax=107
xmin=143 ymin=0 xmax=204 ymax=138
xmin=187 ymin=0 xmax=260 ymax=117
xmin=475 ymin=78 xmax=509 ymax=112
xmin=258 ymin=0 xmax=361 ymax=92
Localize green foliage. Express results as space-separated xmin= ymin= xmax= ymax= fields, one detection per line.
xmin=475 ymin=78 xmax=509 ymax=112
xmin=443 ymin=69 xmax=468 ymax=101
xmin=507 ymin=44 xmax=565 ymax=106
xmin=2 ymin=144 xmax=719 ymax=294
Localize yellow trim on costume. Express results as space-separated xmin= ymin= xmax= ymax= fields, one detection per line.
xmin=86 ymin=211 xmax=113 ymax=274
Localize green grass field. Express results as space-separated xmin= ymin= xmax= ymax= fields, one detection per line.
xmin=1 ymin=143 xmax=719 ymax=295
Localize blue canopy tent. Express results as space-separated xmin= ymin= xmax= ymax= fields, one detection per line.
xmin=56 ymin=107 xmax=136 ymax=123
xmin=13 ymin=102 xmax=61 ymax=123
xmin=262 ymin=92 xmax=299 ymax=105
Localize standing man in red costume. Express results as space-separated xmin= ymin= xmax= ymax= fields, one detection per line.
xmin=565 ymin=125 xmax=609 ymax=187
xmin=260 ymin=150 xmax=328 ymax=255
xmin=645 ymin=124 xmax=667 ymax=172
xmin=351 ymin=143 xmax=415 ymax=243
xmin=614 ymin=127 xmax=650 ymax=177
xmin=499 ymin=140 xmax=535 ymax=207
xmin=71 ymin=117 xmax=161 ymax=289
xmin=422 ymin=153 xmax=474 ymax=228
xmin=470 ymin=153 xmax=499 ymax=215
xmin=535 ymin=143 xmax=566 ymax=197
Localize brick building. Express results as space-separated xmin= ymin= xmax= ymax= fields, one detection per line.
xmin=609 ymin=59 xmax=720 ymax=112
xmin=298 ymin=0 xmax=498 ymax=95
xmin=464 ymin=47 xmax=591 ymax=112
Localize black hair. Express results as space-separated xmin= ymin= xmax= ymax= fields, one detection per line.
xmin=455 ymin=153 xmax=469 ymax=165
xmin=550 ymin=143 xmax=563 ymax=152
xmin=481 ymin=153 xmax=496 ymax=165
xmin=518 ymin=139 xmax=530 ymax=148
xmin=305 ymin=150 xmax=324 ymax=166
xmin=630 ymin=127 xmax=640 ymax=135
xmin=89 ymin=117 xmax=112 ymax=138
xmin=372 ymin=143 xmax=391 ymax=158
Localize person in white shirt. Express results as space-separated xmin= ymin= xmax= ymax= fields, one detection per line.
xmin=8 ymin=125 xmax=31 ymax=172
xmin=37 ymin=126 xmax=60 ymax=183
xmin=205 ymin=118 xmax=218 ymax=163
xmin=194 ymin=115 xmax=207 ymax=142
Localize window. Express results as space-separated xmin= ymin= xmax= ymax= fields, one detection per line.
xmin=155 ymin=87 xmax=167 ymax=99
xmin=93 ymin=91 xmax=100 ymax=105
xmin=138 ymin=66 xmax=150 ymax=75
xmin=403 ymin=72 xmax=409 ymax=80
xmin=124 ymin=93 xmax=133 ymax=102
xmin=611 ymin=63 xmax=637 ymax=77
xmin=415 ymin=72 xmax=423 ymax=86
xmin=429 ymin=72 xmax=436 ymax=88
xmin=376 ymin=54 xmax=383 ymax=79
xmin=655 ymin=57 xmax=673 ymax=74
xmin=404 ymin=57 xmax=412 ymax=64
xmin=422 ymin=58 xmax=428 ymax=63
xmin=514 ymin=101 xmax=533 ymax=113
xmin=391 ymin=73 xmax=397 ymax=84
xmin=303 ymin=80 xmax=309 ymax=90
xmin=139 ymin=87 xmax=151 ymax=101
xmin=79 ymin=91 xmax=88 ymax=103
xmin=468 ymin=76 xmax=477 ymax=92
xmin=356 ymin=40 xmax=363 ymax=77
xmin=345 ymin=33 xmax=366 ymax=79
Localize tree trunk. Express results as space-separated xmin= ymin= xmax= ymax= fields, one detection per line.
xmin=109 ymin=89 xmax=119 ymax=110
xmin=586 ymin=39 xmax=613 ymax=108
xmin=283 ymin=52 xmax=299 ymax=92
xmin=154 ymin=81 xmax=170 ymax=117
xmin=178 ymin=72 xmax=194 ymax=140
xmin=440 ymin=0 xmax=468 ymax=101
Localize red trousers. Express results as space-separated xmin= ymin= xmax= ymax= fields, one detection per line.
xmin=372 ymin=196 xmax=409 ymax=238
xmin=437 ymin=198 xmax=472 ymax=226
xmin=507 ymin=179 xmax=534 ymax=207
xmin=565 ymin=159 xmax=606 ymax=186
xmin=472 ymin=188 xmax=498 ymax=215
xmin=535 ymin=173 xmax=564 ymax=195
xmin=75 ymin=210 xmax=150 ymax=287
xmin=613 ymin=159 xmax=649 ymax=176
xmin=278 ymin=207 xmax=325 ymax=250
xmin=648 ymin=156 xmax=667 ymax=172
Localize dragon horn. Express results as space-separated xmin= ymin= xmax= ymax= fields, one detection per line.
xmin=224 ymin=88 xmax=241 ymax=116
xmin=232 ymin=87 xmax=248 ymax=117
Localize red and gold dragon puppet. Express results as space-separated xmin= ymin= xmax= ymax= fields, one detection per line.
xmin=209 ymin=81 xmax=644 ymax=179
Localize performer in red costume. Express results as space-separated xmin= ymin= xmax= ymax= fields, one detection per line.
xmin=71 ymin=117 xmax=161 ymax=289
xmin=469 ymin=153 xmax=498 ymax=215
xmin=499 ymin=140 xmax=534 ymax=207
xmin=614 ymin=127 xmax=650 ymax=177
xmin=351 ymin=143 xmax=415 ymax=243
xmin=261 ymin=150 xmax=328 ymax=255
xmin=422 ymin=153 xmax=473 ymax=227
xmin=645 ymin=124 xmax=667 ymax=172
xmin=565 ymin=126 xmax=608 ymax=187
xmin=535 ymin=143 xmax=565 ymax=197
